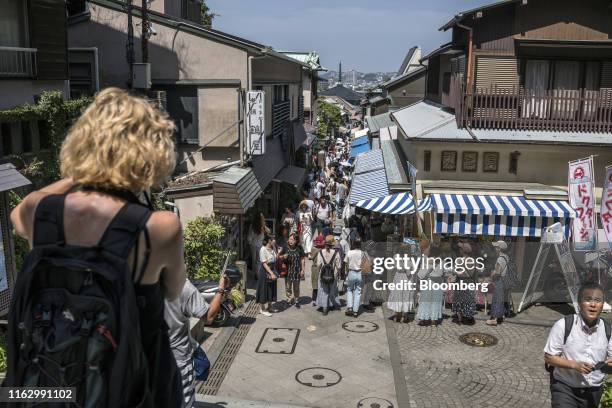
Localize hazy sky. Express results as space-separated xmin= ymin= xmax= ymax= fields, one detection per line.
xmin=206 ymin=0 xmax=494 ymax=73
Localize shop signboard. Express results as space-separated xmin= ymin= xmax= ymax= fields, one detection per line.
xmin=600 ymin=165 xmax=612 ymax=248
xmin=568 ymin=157 xmax=596 ymax=250
xmin=0 ymin=226 xmax=6 ymax=292
xmin=247 ymin=91 xmax=265 ymax=156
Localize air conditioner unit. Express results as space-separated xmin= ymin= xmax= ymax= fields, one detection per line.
xmin=132 ymin=63 xmax=151 ymax=89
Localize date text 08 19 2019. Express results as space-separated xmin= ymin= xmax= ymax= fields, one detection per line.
xmin=0 ymin=387 xmax=76 ymax=402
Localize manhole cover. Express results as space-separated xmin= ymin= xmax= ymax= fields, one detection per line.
xmin=357 ymin=397 xmax=394 ymax=408
xmin=459 ymin=332 xmax=498 ymax=347
xmin=295 ymin=367 xmax=342 ymax=387
xmin=256 ymin=328 xmax=300 ymax=354
xmin=342 ymin=321 xmax=379 ymax=333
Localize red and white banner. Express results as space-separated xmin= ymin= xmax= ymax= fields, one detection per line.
xmin=568 ymin=157 xmax=596 ymax=250
xmin=600 ymin=165 xmax=612 ymax=247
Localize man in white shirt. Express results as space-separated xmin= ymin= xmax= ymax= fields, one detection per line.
xmin=314 ymin=177 xmax=326 ymax=200
xmin=544 ymin=282 xmax=612 ymax=408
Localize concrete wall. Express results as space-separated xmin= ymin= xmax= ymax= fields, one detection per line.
xmin=175 ymin=194 xmax=214 ymax=223
xmin=396 ymin=136 xmax=612 ymax=198
xmin=199 ymin=87 xmax=240 ymax=147
xmin=68 ymin=5 xmax=249 ymax=86
xmin=0 ymin=80 xmax=69 ymax=110
xmin=176 ymin=145 xmax=239 ymax=173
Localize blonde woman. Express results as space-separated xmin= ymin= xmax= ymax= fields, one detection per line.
xmin=9 ymin=88 xmax=184 ymax=407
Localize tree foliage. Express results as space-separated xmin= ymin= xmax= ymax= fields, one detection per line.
xmin=183 ymin=216 xmax=229 ymax=280
xmin=316 ymin=100 xmax=342 ymax=138
xmin=200 ymin=1 xmax=217 ymax=28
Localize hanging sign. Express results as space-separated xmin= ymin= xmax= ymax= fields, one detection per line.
xmin=568 ymin=157 xmax=596 ymax=250
xmin=600 ymin=165 xmax=612 ymax=247
xmin=246 ymin=91 xmax=265 ymax=155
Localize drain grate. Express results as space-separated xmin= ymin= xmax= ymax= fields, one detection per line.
xmin=342 ymin=320 xmax=379 ymax=333
xmin=295 ymin=367 xmax=342 ymax=388
xmin=255 ymin=328 xmax=300 ymax=354
xmin=196 ymin=300 xmax=259 ymax=395
xmin=357 ymin=397 xmax=394 ymax=408
xmin=458 ymin=332 xmax=498 ymax=347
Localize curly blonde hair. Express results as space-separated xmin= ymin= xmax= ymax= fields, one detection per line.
xmin=60 ymin=87 xmax=176 ymax=193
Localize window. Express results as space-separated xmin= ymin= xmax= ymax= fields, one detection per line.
xmin=0 ymin=0 xmax=27 ymax=47
xmin=69 ymin=50 xmax=98 ymax=98
xmin=424 ymin=150 xmax=431 ymax=171
xmin=1 ymin=123 xmax=12 ymax=156
xmin=22 ymin=122 xmax=32 ymax=153
xmin=274 ymin=85 xmax=290 ymax=103
xmin=38 ymin=120 xmax=51 ymax=149
xmin=181 ymin=0 xmax=201 ymax=24
xmin=162 ymin=87 xmax=199 ymax=144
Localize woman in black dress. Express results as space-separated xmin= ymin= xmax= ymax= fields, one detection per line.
xmin=281 ymin=234 xmax=305 ymax=308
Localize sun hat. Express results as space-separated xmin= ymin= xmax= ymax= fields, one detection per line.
xmin=492 ymin=240 xmax=508 ymax=251
xmin=299 ymin=200 xmax=308 ymax=209
xmin=313 ymin=234 xmax=325 ymax=248
xmin=325 ymin=235 xmax=335 ymax=246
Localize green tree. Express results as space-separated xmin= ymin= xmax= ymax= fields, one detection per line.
xmin=200 ymin=1 xmax=217 ymax=28
xmin=316 ymin=100 xmax=342 ymax=138
xmin=183 ymin=216 xmax=230 ymax=280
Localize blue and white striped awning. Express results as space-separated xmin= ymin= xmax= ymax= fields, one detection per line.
xmin=355 ymin=193 xmax=432 ymax=215
xmin=431 ymin=194 xmax=575 ymax=237
xmin=348 ymin=149 xmax=388 ymax=205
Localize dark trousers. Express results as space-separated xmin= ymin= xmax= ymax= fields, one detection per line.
xmin=551 ymin=378 xmax=603 ymax=408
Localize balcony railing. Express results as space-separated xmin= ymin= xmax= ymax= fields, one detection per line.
xmin=453 ymin=81 xmax=612 ymax=133
xmin=0 ymin=46 xmax=37 ymax=78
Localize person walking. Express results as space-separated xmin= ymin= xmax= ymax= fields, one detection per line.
xmin=310 ymin=234 xmax=326 ymax=305
xmin=544 ymin=282 xmax=612 ymax=408
xmin=452 ymin=242 xmax=476 ymax=325
xmin=344 ymin=238 xmax=367 ymax=317
xmin=487 ymin=240 xmax=510 ymax=326
xmin=313 ymin=196 xmax=333 ymax=238
xmin=298 ymin=200 xmax=314 ymax=254
xmin=315 ymin=235 xmax=342 ymax=315
xmin=281 ymin=233 xmax=305 ymax=308
xmin=256 ymin=235 xmax=278 ymax=316
xmin=7 ymin=88 xmax=184 ymax=407
xmin=416 ymin=245 xmax=447 ymax=326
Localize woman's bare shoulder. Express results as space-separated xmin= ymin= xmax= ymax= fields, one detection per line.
xmin=147 ymin=210 xmax=182 ymax=244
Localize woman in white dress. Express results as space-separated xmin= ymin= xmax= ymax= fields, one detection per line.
xmin=387 ymin=244 xmax=421 ymax=323
xmin=298 ymin=200 xmax=314 ymax=254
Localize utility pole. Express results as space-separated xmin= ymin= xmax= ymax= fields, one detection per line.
xmin=141 ymin=0 xmax=149 ymax=63
xmin=126 ymin=0 xmax=134 ymax=87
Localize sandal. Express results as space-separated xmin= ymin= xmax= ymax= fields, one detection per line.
xmin=486 ymin=319 xmax=498 ymax=326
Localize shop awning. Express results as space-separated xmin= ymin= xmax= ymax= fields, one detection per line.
xmin=354 ymin=128 xmax=369 ymax=139
xmin=349 ymin=143 xmax=370 ymax=158
xmin=348 ymin=149 xmax=388 ymax=205
xmin=213 ymin=166 xmax=262 ymax=214
xmin=0 ymin=163 xmax=31 ymax=192
xmin=355 ymin=192 xmax=432 ymax=215
xmin=273 ymin=165 xmax=307 ymax=188
xmin=431 ymin=193 xmax=575 ymax=237
xmin=352 ymin=136 xmax=368 ymax=147
xmin=292 ymin=121 xmax=307 ymax=153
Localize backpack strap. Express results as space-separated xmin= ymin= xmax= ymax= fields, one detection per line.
xmin=33 ymin=194 xmax=67 ymax=246
xmin=563 ymin=314 xmax=574 ymax=344
xmin=601 ymin=318 xmax=611 ymax=342
xmin=98 ymin=203 xmax=152 ymax=259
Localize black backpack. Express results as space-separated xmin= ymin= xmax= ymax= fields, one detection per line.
xmin=319 ymin=250 xmax=337 ymax=285
xmin=5 ymin=194 xmax=155 ymax=407
xmin=545 ymin=314 xmax=611 ymax=374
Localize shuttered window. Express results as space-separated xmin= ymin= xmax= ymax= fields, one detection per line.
xmin=475 ymin=57 xmax=519 ymax=91
xmin=602 ymin=61 xmax=612 ymax=89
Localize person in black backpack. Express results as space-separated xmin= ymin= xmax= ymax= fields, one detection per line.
xmin=544 ymin=282 xmax=612 ymax=408
xmin=314 ymin=235 xmax=341 ymax=315
xmin=7 ymin=88 xmax=185 ymax=407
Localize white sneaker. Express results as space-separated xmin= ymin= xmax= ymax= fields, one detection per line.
xmin=260 ymin=310 xmax=272 ymax=317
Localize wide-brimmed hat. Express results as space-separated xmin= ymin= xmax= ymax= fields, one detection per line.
xmin=333 ymin=226 xmax=342 ymax=236
xmin=313 ymin=234 xmax=325 ymax=248
xmin=299 ymin=200 xmax=309 ymax=209
xmin=325 ymin=235 xmax=335 ymax=246
xmin=492 ymin=240 xmax=508 ymax=251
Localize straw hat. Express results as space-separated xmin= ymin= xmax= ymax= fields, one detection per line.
xmin=299 ymin=200 xmax=309 ymax=209
xmin=325 ymin=235 xmax=335 ymax=246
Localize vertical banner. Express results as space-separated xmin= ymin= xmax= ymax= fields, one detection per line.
xmin=600 ymin=165 xmax=612 ymax=247
xmin=246 ymin=91 xmax=265 ymax=156
xmin=568 ymin=157 xmax=596 ymax=251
